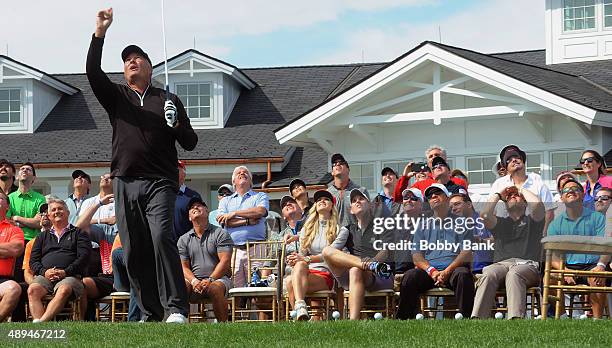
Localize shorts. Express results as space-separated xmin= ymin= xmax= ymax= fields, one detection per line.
xmin=32 ymin=275 xmax=84 ymax=299
xmin=90 ymin=274 xmax=115 ymax=298
xmin=309 ymin=269 xmax=334 ymax=290
xmin=332 ymin=269 xmax=393 ymax=291
xmin=189 ymin=276 xmax=232 ymax=302
xmin=566 ymin=263 xmax=611 ymax=285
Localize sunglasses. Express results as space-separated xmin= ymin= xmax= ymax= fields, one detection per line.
xmin=595 ymin=195 xmax=610 ymax=202
xmin=561 ymin=186 xmax=582 ymax=195
xmin=403 ymin=196 xmax=420 ymax=202
xmin=579 ymin=157 xmax=596 ymax=165
xmin=431 ymin=163 xmax=446 ymax=170
xmin=505 ymin=156 xmax=521 ymax=165
xmin=332 ymin=161 xmax=347 ymax=168
xmin=219 ymin=192 xmax=232 ymax=197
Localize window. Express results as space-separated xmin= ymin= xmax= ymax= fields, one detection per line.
xmin=605 ymin=0 xmax=612 ymax=27
xmin=0 ymin=89 xmax=21 ymax=125
xmin=551 ymin=151 xmax=582 ymax=177
xmin=563 ymin=0 xmax=596 ymax=31
xmin=176 ymin=83 xmax=211 ymax=119
xmin=525 ymin=153 xmax=542 ymax=176
xmin=466 ymin=156 xmax=497 ymax=185
xmin=350 ymin=163 xmax=375 ymax=192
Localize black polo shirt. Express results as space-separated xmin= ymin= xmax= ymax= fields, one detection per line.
xmin=490 ymin=215 xmax=544 ymax=263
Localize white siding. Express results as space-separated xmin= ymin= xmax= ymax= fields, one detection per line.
xmin=32 ymin=80 xmax=62 ymax=131
xmin=222 ymin=75 xmax=241 ymax=126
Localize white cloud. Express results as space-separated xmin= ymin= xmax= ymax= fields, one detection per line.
xmin=0 ymin=0 xmax=433 ymax=73
xmin=316 ymin=0 xmax=545 ymax=64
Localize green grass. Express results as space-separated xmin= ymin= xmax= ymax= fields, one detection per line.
xmin=1 ymin=320 xmax=611 ymax=347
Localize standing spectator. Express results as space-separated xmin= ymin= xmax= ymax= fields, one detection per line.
xmin=79 ymin=173 xmax=116 ymax=244
xmin=579 ymin=150 xmax=611 ymax=210
xmin=396 ymin=184 xmax=474 ymax=320
xmin=216 ymin=166 xmax=269 ymax=287
xmin=378 ymin=167 xmax=400 ymax=215
xmin=289 ymin=179 xmax=313 ymax=217
xmin=471 ymin=186 xmax=545 ymax=319
xmin=179 ymin=197 xmax=233 ymax=322
xmin=490 ymin=145 xmax=554 ymax=231
xmin=208 ymin=184 xmax=233 ymax=227
xmin=286 ymin=190 xmax=348 ymax=321
xmin=322 ymin=188 xmax=393 ymax=320
xmin=174 ymin=160 xmax=202 ymax=241
xmin=410 ymin=157 xmax=467 ymax=196
xmin=0 ymin=189 xmax=24 ymax=321
xmin=65 ymin=170 xmax=91 ymax=225
xmin=327 ymin=153 xmax=369 ymax=227
xmin=449 ymin=193 xmax=492 ymax=273
xmin=548 ymin=179 xmax=608 ymax=319
xmin=88 ymin=8 xmax=198 ymax=323
xmin=0 ymin=159 xmax=17 ymax=194
xmin=27 ymin=199 xmax=90 ymax=322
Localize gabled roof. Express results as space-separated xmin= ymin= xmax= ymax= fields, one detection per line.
xmin=0 ymin=55 xmax=79 ymax=95
xmin=152 ymin=49 xmax=256 ymax=89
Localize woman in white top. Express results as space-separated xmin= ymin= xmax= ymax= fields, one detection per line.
xmin=286 ymin=190 xmax=347 ymax=321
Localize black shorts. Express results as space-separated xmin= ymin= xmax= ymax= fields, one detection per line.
xmin=565 ymin=263 xmax=610 ymax=285
xmin=90 ymin=274 xmax=115 ymax=298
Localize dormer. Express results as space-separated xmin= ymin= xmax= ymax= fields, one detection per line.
xmin=546 ymin=0 xmax=612 ymax=64
xmin=151 ymin=50 xmax=255 ymax=129
xmin=0 ymin=55 xmax=78 ymax=134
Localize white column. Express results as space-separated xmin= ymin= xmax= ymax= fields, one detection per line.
xmin=46 ymin=179 xmax=71 ymax=199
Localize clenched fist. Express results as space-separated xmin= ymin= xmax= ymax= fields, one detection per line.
xmin=95 ymin=8 xmax=113 ymax=38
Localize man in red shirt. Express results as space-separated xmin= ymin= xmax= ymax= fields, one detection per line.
xmin=0 ymin=189 xmax=25 ymax=321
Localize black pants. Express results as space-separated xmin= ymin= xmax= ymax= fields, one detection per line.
xmin=396 ymin=266 xmax=474 ymax=319
xmin=114 ymin=177 xmax=188 ymax=321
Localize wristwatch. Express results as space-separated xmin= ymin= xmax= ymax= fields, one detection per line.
xmin=304 ymin=256 xmax=312 ymax=264
xmin=208 ymin=277 xmax=216 ymax=283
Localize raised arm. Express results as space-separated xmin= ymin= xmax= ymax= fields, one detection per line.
xmin=86 ymin=8 xmax=118 ymax=115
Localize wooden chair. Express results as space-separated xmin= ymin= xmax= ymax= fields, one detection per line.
xmin=419 ymin=287 xmax=457 ymax=319
xmin=343 ymin=289 xmax=395 ymax=319
xmin=228 ymin=240 xmax=285 ymax=322
xmin=95 ymin=292 xmax=130 ymax=322
xmin=493 ymin=287 xmax=542 ymax=318
xmin=285 ymin=289 xmax=337 ymax=320
xmin=26 ymin=294 xmax=81 ymax=321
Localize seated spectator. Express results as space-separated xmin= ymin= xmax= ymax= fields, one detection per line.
xmin=178 ymin=197 xmax=233 ymax=322
xmin=322 ymin=188 xmax=393 ymax=320
xmin=65 ymin=170 xmax=91 ymax=225
xmin=393 ymin=162 xmax=430 ymax=203
xmin=492 ymin=161 xmax=507 ymax=178
xmin=271 ymin=195 xmax=304 ymax=256
xmin=449 ymin=193 xmax=492 ymax=274
xmin=208 ymin=184 xmax=233 ymax=227
xmin=471 ymin=186 xmax=545 ymax=319
xmin=548 ymin=179 xmax=608 ymax=319
xmin=593 ymin=187 xmax=610 ymax=234
xmin=411 ymin=157 xmax=467 ymax=196
xmin=110 ymin=234 xmax=141 ymax=321
xmin=394 ymin=188 xmax=424 ymax=274
xmin=451 ymin=169 xmax=469 ymax=185
xmin=289 ymin=179 xmax=313 ymax=218
xmin=579 ymin=150 xmax=611 ymax=210
xmin=327 ymin=154 xmax=370 ymax=227
xmin=286 ymin=190 xmax=348 ymax=321
xmin=396 ymin=184 xmax=474 ymax=320
xmin=378 ymin=167 xmax=400 ymax=215
xmin=27 ymin=199 xmax=90 ymax=322
xmin=0 ymin=189 xmax=25 ymax=321
xmin=75 ymin=193 xmax=115 ymax=320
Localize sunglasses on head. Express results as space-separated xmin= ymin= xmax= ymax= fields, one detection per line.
xmin=595 ymin=195 xmax=610 ymax=202
xmin=561 ymin=186 xmax=582 ymax=195
xmin=579 ymin=157 xmax=596 ymax=165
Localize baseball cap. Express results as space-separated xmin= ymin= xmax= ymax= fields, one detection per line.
xmin=0 ymin=159 xmax=15 ymax=173
xmin=555 ymin=171 xmax=579 ymax=191
xmin=402 ymin=188 xmax=423 ymax=202
xmin=217 ymin=184 xmax=234 ymax=195
xmin=39 ymin=203 xmax=48 ymax=214
xmin=71 ymin=170 xmax=91 ymax=184
xmin=381 ymin=167 xmax=398 ymax=177
xmin=313 ymin=190 xmax=335 ymax=205
xmin=121 ymin=45 xmax=152 ymax=66
xmin=331 ymin=153 xmax=348 ymax=166
xmin=187 ymin=196 xmax=207 ymax=212
xmin=424 ymin=183 xmax=450 ymax=199
xmin=289 ymin=178 xmax=306 ymax=193
xmin=349 ymin=187 xmax=370 ymax=203
xmin=280 ymin=195 xmax=298 ymax=209
xmin=431 ymin=156 xmax=449 ymax=169
xmin=500 ymin=144 xmax=526 ymax=167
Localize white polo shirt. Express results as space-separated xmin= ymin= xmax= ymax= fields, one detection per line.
xmin=489 ymin=172 xmax=556 ymax=217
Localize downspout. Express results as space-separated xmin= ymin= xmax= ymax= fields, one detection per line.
xmin=261 ymin=161 xmax=272 ymax=189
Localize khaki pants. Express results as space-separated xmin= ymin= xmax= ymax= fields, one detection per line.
xmin=471 ymin=258 xmax=540 ymax=319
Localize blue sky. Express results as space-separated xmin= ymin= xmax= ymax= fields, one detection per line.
xmin=1 ymin=0 xmax=543 ymax=73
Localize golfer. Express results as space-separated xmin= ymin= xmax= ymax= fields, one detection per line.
xmin=86 ymin=8 xmax=198 ymax=323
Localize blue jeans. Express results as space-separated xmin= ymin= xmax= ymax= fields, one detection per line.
xmin=112 ymin=247 xmax=141 ymax=321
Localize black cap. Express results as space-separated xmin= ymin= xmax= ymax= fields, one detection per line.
xmin=381 ymin=167 xmax=397 ymax=177
xmin=280 ymin=195 xmax=297 ymax=209
xmin=500 ymin=144 xmax=526 ymax=167
xmin=431 ymin=156 xmax=449 ymax=169
xmin=121 ymin=45 xmax=152 ymax=66
xmin=71 ymin=170 xmax=91 ymax=184
xmin=289 ymin=178 xmax=306 ymax=193
xmin=0 ymin=159 xmax=15 ymax=173
xmin=331 ymin=153 xmax=348 ymax=166
xmin=313 ymin=190 xmax=335 ymax=205
xmin=187 ymin=196 xmax=207 ymax=212
xmin=39 ymin=203 xmax=48 ymax=214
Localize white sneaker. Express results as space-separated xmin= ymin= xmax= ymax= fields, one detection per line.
xmin=165 ymin=313 xmax=188 ymax=324
xmin=295 ymin=301 xmax=309 ymax=321
xmin=32 ymin=319 xmax=42 ymax=323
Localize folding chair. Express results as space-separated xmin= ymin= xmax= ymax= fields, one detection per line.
xmin=26 ymin=294 xmax=81 ymax=321
xmin=343 ymin=289 xmax=395 ymax=319
xmin=285 ymin=288 xmax=337 ymax=321
xmin=493 ymin=287 xmax=542 ymax=318
xmin=228 ymin=240 xmax=285 ymax=322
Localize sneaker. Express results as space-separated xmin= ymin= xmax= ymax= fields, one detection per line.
xmin=295 ymin=301 xmax=309 ymax=321
xmin=32 ymin=319 xmax=42 ymax=323
xmin=364 ymin=261 xmax=392 ymax=279
xmin=165 ymin=313 xmax=188 ymax=324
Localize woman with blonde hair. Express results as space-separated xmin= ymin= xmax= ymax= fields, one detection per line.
xmin=286 ymin=190 xmax=347 ymax=321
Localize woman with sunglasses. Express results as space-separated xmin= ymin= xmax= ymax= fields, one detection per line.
xmin=285 ymin=190 xmax=348 ymax=321
xmin=579 ymin=150 xmax=611 ymax=209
